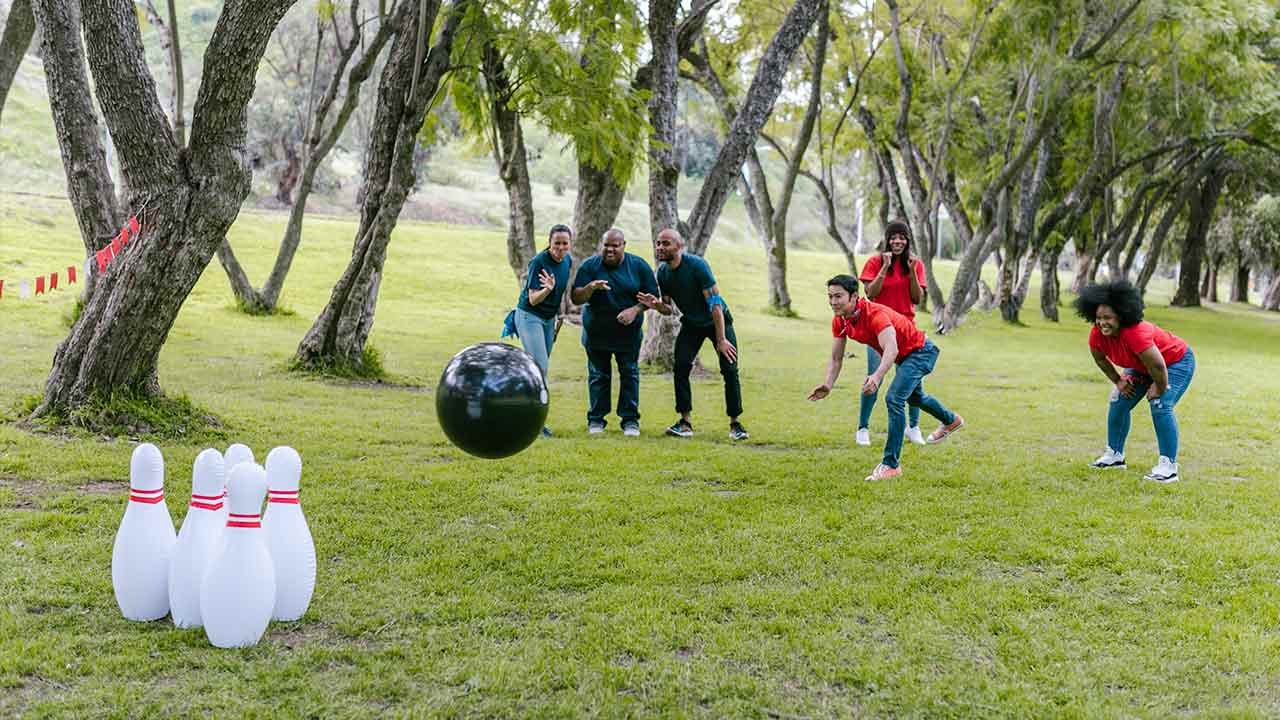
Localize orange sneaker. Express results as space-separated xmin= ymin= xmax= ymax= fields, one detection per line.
xmin=927 ymin=414 xmax=965 ymax=444
xmin=864 ymin=463 xmax=902 ymax=481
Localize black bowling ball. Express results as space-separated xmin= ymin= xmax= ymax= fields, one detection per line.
xmin=436 ymin=342 xmax=549 ymax=459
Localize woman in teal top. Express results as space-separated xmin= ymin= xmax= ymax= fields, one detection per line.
xmin=514 ymin=224 xmax=573 ymax=436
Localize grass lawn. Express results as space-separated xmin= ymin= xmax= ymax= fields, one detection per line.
xmin=2 ymin=192 xmax=1280 ymax=717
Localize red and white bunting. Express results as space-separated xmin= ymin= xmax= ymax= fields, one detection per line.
xmin=1 ymin=215 xmax=139 ymax=302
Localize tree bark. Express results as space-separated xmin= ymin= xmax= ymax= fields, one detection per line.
xmin=1170 ymin=163 xmax=1227 ymax=307
xmin=1263 ymin=268 xmax=1280 ymax=311
xmin=1230 ymin=263 xmax=1249 ymax=303
xmin=31 ymin=0 xmax=122 ymax=301
xmin=295 ymin=0 xmax=466 ymax=371
xmin=683 ymin=0 xmax=823 ymax=256
xmin=482 ymin=37 xmax=537 ymax=284
xmin=35 ymin=0 xmax=296 ymax=417
xmin=1039 ymin=241 xmax=1063 ymax=322
xmin=0 ymin=0 xmax=34 ymax=128
xmin=1137 ymin=149 xmax=1222 ymax=295
xmin=219 ymin=0 xmax=404 ymax=313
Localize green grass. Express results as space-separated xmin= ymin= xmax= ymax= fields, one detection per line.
xmin=2 ymin=192 xmax=1280 ymax=717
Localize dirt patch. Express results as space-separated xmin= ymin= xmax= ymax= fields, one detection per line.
xmin=0 ymin=475 xmax=47 ymax=510
xmin=79 ymin=480 xmax=121 ymax=495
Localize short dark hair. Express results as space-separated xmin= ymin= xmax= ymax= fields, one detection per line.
xmin=1073 ymin=280 xmax=1145 ymax=326
xmin=826 ymin=274 xmax=860 ymax=296
xmin=548 ymin=223 xmax=573 ymax=239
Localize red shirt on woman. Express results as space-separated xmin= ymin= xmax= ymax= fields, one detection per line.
xmin=1088 ymin=321 xmax=1188 ymax=370
xmin=860 ymin=255 xmax=926 ymax=318
xmin=832 ymin=299 xmax=927 ymax=362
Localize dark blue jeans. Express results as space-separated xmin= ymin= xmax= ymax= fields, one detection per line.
xmin=859 ymin=345 xmax=921 ymax=430
xmin=587 ymin=348 xmax=640 ymax=425
xmin=1107 ymin=348 xmax=1195 ymax=460
xmin=883 ymin=340 xmax=956 ymax=468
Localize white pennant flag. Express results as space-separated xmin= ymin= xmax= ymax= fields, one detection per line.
xmin=19 ymin=279 xmax=31 ymax=298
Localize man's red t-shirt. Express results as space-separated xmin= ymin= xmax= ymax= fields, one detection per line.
xmin=832 ymin=299 xmax=926 ymax=362
xmin=859 ymin=255 xmax=926 ymax=318
xmin=1088 ymin=321 xmax=1188 ymax=370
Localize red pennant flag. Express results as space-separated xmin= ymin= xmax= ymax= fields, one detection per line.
xmin=128 ymin=215 xmax=140 ymax=237
xmin=67 ymin=265 xmax=77 ymax=284
xmin=96 ymin=247 xmax=110 ymax=272
xmin=49 ymin=271 xmax=58 ymax=291
xmin=120 ymin=223 xmax=130 ymax=245
xmin=35 ymin=276 xmax=45 ymax=295
xmin=0 ymin=279 xmax=4 ymax=299
xmin=111 ymin=233 xmax=123 ymax=256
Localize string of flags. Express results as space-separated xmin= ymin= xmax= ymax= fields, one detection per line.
xmin=0 ymin=215 xmax=140 ymax=301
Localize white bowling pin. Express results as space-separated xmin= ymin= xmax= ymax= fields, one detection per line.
xmin=263 ymin=446 xmax=316 ymax=621
xmin=111 ymin=443 xmax=177 ymax=621
xmin=200 ymin=463 xmax=276 ymax=648
xmin=168 ymin=449 xmax=226 ymax=629
xmin=221 ymin=443 xmax=252 ymax=522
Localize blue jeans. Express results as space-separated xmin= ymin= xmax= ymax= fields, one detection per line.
xmin=587 ymin=348 xmax=640 ymax=425
xmin=859 ymin=346 xmax=921 ymax=430
xmin=1106 ymin=348 xmax=1195 ymax=461
xmin=514 ymin=308 xmax=556 ymax=380
xmin=882 ymin=341 xmax=956 ymax=469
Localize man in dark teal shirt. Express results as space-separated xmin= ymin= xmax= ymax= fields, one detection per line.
xmin=637 ymin=228 xmax=749 ymax=441
xmin=571 ymin=229 xmax=657 ymax=436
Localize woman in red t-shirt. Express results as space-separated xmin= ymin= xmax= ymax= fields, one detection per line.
xmin=856 ymin=220 xmax=928 ymax=447
xmin=1074 ymin=280 xmax=1196 ymax=483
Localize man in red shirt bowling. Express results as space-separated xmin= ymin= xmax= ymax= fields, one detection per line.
xmin=808 ymin=275 xmax=965 ymax=481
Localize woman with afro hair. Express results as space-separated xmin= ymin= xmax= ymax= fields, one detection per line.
xmin=1074 ymin=280 xmax=1196 ymax=482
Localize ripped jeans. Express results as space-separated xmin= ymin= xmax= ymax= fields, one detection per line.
xmin=1106 ymin=349 xmax=1195 ymax=461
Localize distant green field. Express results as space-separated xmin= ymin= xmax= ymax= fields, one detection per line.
xmin=3 ymin=192 xmax=1279 ymax=716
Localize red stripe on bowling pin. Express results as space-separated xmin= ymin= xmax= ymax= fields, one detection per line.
xmin=267 ymin=488 xmax=300 ymax=504
xmin=190 ymin=492 xmax=224 ymax=511
xmin=227 ymin=512 xmax=261 ymax=529
xmin=129 ymin=487 xmax=165 ymax=504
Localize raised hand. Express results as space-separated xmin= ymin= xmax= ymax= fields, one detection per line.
xmin=585 ymin=279 xmax=610 ymax=295
xmin=538 ymin=269 xmax=555 ymax=290
xmin=636 ymin=292 xmax=659 ymax=309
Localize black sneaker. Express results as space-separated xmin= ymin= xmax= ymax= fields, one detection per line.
xmin=729 ymin=421 xmax=749 ymax=441
xmin=666 ymin=419 xmax=693 ymax=438
xmin=540 ymin=426 xmax=553 ymax=438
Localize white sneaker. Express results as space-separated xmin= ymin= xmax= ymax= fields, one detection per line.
xmin=1089 ymin=448 xmax=1126 ymax=469
xmin=905 ymin=426 xmax=926 ymax=446
xmin=588 ymin=421 xmax=605 ymax=434
xmin=855 ymin=428 xmax=871 ymax=446
xmin=1144 ymin=456 xmax=1179 ymax=483
xmin=622 ymin=421 xmax=640 ymax=437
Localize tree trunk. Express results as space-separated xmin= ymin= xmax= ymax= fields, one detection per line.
xmin=35 ymin=0 xmax=296 ymax=417
xmin=275 ymin=136 xmax=301 ymax=203
xmin=31 ymin=0 xmax=121 ymax=301
xmin=483 ymin=37 xmax=537 ymax=284
xmin=295 ymin=0 xmax=465 ymax=371
xmin=1230 ymin=263 xmax=1249 ymax=303
xmin=1138 ymin=149 xmax=1222 ymax=296
xmin=1263 ymin=268 xmax=1280 ymax=311
xmin=683 ymin=0 xmax=823 ymax=256
xmin=0 ymin=0 xmax=34 ymax=128
xmin=219 ymin=0 xmax=404 ymax=313
xmin=1040 ymin=242 xmax=1063 ymax=321
xmin=1171 ymin=163 xmax=1227 ymax=307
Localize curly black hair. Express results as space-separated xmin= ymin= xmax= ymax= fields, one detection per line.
xmin=826 ymin=274 xmax=861 ymax=296
xmin=880 ymin=219 xmax=914 ymax=276
xmin=1073 ymin=280 xmax=1145 ymax=326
